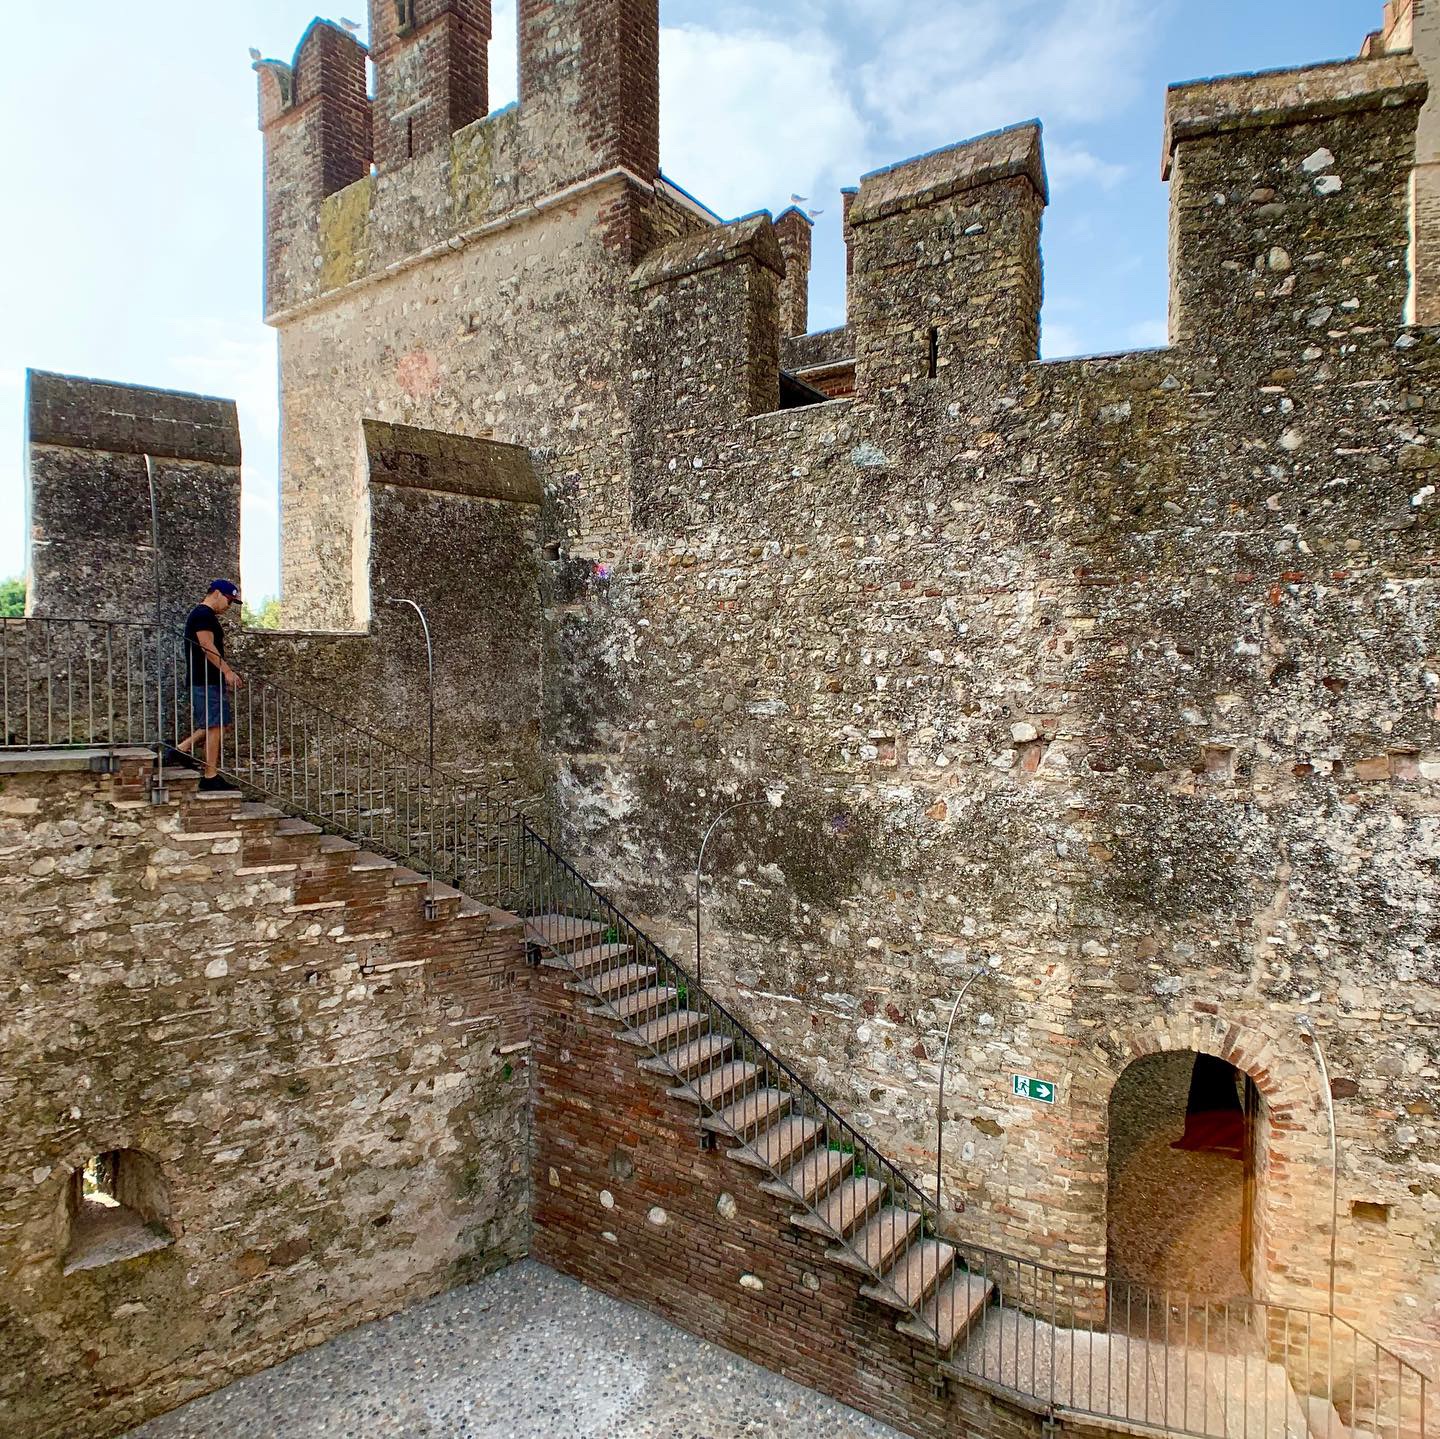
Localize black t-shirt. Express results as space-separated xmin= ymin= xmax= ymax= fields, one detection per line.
xmin=184 ymin=604 xmax=225 ymax=685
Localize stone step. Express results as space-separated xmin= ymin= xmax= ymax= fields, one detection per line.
xmin=389 ymin=866 xmax=431 ymax=888
xmin=233 ymin=801 xmax=285 ymax=821
xmin=792 ymin=1174 xmax=886 ymax=1240
xmin=826 ymin=1206 xmax=924 ymax=1276
xmin=567 ymin=942 xmax=635 ymax=975
xmin=862 ymin=1237 xmax=957 ymax=1312
xmin=526 ymin=913 xmax=607 ymax=953
xmin=759 ymin=1146 xmax=851 ymax=1205
xmin=350 ymin=850 xmax=398 ymax=872
xmin=702 ymin=1087 xmax=791 ymax=1137
xmin=729 ymin=1114 xmax=821 ymax=1172
xmin=589 ymin=984 xmax=677 ymax=1023
xmin=618 ymin=1009 xmax=708 ymax=1050
xmin=570 ymin=963 xmax=656 ymax=1000
xmin=669 ymin=1060 xmax=760 ymax=1109
xmin=896 ymin=1272 xmax=994 ymax=1352
xmin=637 ymin=1033 xmax=734 ymax=1078
xmin=318 ymin=834 xmax=359 ymax=853
xmin=274 ymin=817 xmax=323 ymax=837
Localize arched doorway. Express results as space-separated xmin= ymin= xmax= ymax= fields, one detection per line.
xmin=1106 ymin=1050 xmax=1261 ymax=1298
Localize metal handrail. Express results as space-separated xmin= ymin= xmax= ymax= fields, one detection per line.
xmin=1 ymin=614 xmax=1428 ymax=1439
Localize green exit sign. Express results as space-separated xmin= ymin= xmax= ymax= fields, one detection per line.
xmin=1013 ymin=1074 xmax=1057 ymax=1105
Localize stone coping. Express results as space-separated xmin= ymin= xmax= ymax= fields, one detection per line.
xmin=0 ymin=747 xmax=153 ymax=774
xmin=1163 ymin=54 xmax=1427 ymax=177
xmin=27 ymin=371 xmax=242 ymax=466
xmin=849 ymin=121 xmax=1048 ymax=227
xmin=631 ymin=213 xmax=785 ymax=290
xmin=362 ymin=420 xmax=541 ymax=505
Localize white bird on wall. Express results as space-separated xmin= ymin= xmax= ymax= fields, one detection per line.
xmin=340 ymin=17 xmax=362 ymax=31
xmin=248 ymin=46 xmax=263 ymax=61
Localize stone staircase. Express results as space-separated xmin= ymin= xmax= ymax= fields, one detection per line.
xmin=528 ymin=910 xmax=996 ymax=1359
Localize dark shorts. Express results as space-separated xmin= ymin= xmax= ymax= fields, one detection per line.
xmin=189 ymin=685 xmax=233 ymax=728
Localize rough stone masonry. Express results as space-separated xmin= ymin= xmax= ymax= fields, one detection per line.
xmin=9 ymin=0 xmax=1440 ymax=1433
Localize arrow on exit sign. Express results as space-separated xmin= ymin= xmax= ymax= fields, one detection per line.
xmin=1013 ymin=1074 xmax=1057 ymax=1104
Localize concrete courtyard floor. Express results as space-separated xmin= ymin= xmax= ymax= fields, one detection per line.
xmin=125 ymin=1259 xmax=906 ymax=1439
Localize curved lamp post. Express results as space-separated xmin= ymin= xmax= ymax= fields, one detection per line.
xmin=695 ymin=798 xmax=775 ymax=990
xmin=384 ymin=596 xmax=437 ymax=917
xmin=143 ymin=456 xmax=167 ymax=802
xmin=1298 ymin=1014 xmax=1340 ymax=1314
xmin=935 ymin=962 xmax=996 ymax=1214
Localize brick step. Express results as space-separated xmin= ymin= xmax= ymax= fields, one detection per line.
xmin=792 ymin=1173 xmax=886 ymax=1240
xmin=759 ymin=1146 xmax=850 ymax=1205
xmin=826 ymin=1206 xmax=924 ymax=1276
xmin=526 ymin=913 xmax=607 ymax=953
xmin=350 ymin=850 xmax=397 ymax=872
xmin=318 ymin=835 xmax=359 ymax=854
xmin=274 ymin=817 xmax=323 ymax=837
xmin=233 ymin=801 xmax=286 ymax=821
xmin=702 ymin=1086 xmax=791 ymax=1137
xmin=637 ymin=1033 xmax=733 ymax=1078
xmin=897 ymin=1273 xmax=994 ymax=1353
xmin=861 ymin=1237 xmax=956 ymax=1312
xmin=569 ymin=962 xmax=656 ymax=999
xmin=729 ymin=1114 xmax=821 ymax=1172
xmin=669 ymin=1060 xmax=760 ymax=1109
xmin=618 ymin=1009 xmax=708 ymax=1049
xmin=588 ymin=984 xmax=677 ymax=1022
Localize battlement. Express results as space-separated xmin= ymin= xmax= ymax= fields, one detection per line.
xmin=25 ymin=373 xmax=240 ymax=625
xmin=257 ymin=1 xmax=666 ymax=319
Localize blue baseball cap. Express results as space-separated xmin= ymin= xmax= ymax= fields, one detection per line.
xmin=209 ymin=579 xmax=240 ymax=599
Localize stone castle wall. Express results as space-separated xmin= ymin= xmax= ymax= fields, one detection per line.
xmin=0 ymin=757 xmax=531 ymax=1439
xmin=538 ymin=56 xmax=1439 ymax=1385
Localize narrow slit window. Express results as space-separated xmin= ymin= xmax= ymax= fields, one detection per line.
xmin=927 ymin=326 xmax=940 ymax=379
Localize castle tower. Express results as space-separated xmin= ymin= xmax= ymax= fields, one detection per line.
xmin=368 ymin=1 xmax=492 ymax=171
xmin=255 ymin=2 xmax=674 ymax=626
xmin=1362 ymin=0 xmax=1440 ymax=323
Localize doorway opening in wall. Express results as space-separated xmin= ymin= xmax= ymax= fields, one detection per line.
xmin=64 ymin=1149 xmax=174 ymax=1274
xmin=1106 ymin=1051 xmax=1261 ymax=1299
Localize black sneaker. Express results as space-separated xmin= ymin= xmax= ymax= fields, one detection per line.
xmin=164 ymin=745 xmax=200 ymax=771
xmin=197 ymin=775 xmax=239 ymax=793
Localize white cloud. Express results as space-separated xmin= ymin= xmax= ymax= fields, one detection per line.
xmin=1040 ymin=320 xmax=1087 ymax=361
xmin=167 ymin=320 xmax=280 ymax=599
xmin=851 ymin=0 xmax=1163 ymax=146
xmin=1046 ymin=143 xmax=1128 ymax=192
xmin=660 ymin=24 xmax=868 ymax=220
xmin=1127 ymin=318 xmax=1170 ymax=349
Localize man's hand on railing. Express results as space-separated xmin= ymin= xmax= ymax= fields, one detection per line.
xmin=224 ymin=667 xmax=244 ymax=691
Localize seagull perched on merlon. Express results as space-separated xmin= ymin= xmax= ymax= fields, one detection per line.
xmin=340 ymin=16 xmax=362 ymax=30
xmin=248 ymin=46 xmax=263 ymax=61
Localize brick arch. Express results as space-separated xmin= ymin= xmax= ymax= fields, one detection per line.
xmin=1098 ymin=1012 xmax=1317 ymax=1120
xmin=1077 ymin=1008 xmax=1319 ymax=1117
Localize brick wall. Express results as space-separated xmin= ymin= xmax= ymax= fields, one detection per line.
xmin=528 ymin=967 xmax=1043 ymax=1439
xmin=0 ymin=759 xmax=530 ymax=1439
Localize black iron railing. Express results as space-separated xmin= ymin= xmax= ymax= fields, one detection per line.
xmin=1 ymin=614 xmax=1428 ymax=1439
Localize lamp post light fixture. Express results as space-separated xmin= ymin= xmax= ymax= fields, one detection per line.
xmin=383 ymin=596 xmax=438 ymax=917
xmin=1298 ymin=1013 xmax=1340 ymax=1315
xmin=143 ymin=455 xmax=167 ymax=802
xmin=694 ymin=795 xmax=779 ymax=991
xmin=935 ymin=958 xmax=1000 ymax=1215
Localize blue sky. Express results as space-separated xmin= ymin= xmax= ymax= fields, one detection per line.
xmin=0 ymin=1 xmax=1377 ymax=602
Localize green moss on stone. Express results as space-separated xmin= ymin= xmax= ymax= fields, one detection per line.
xmin=319 ymin=176 xmax=374 ymax=293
